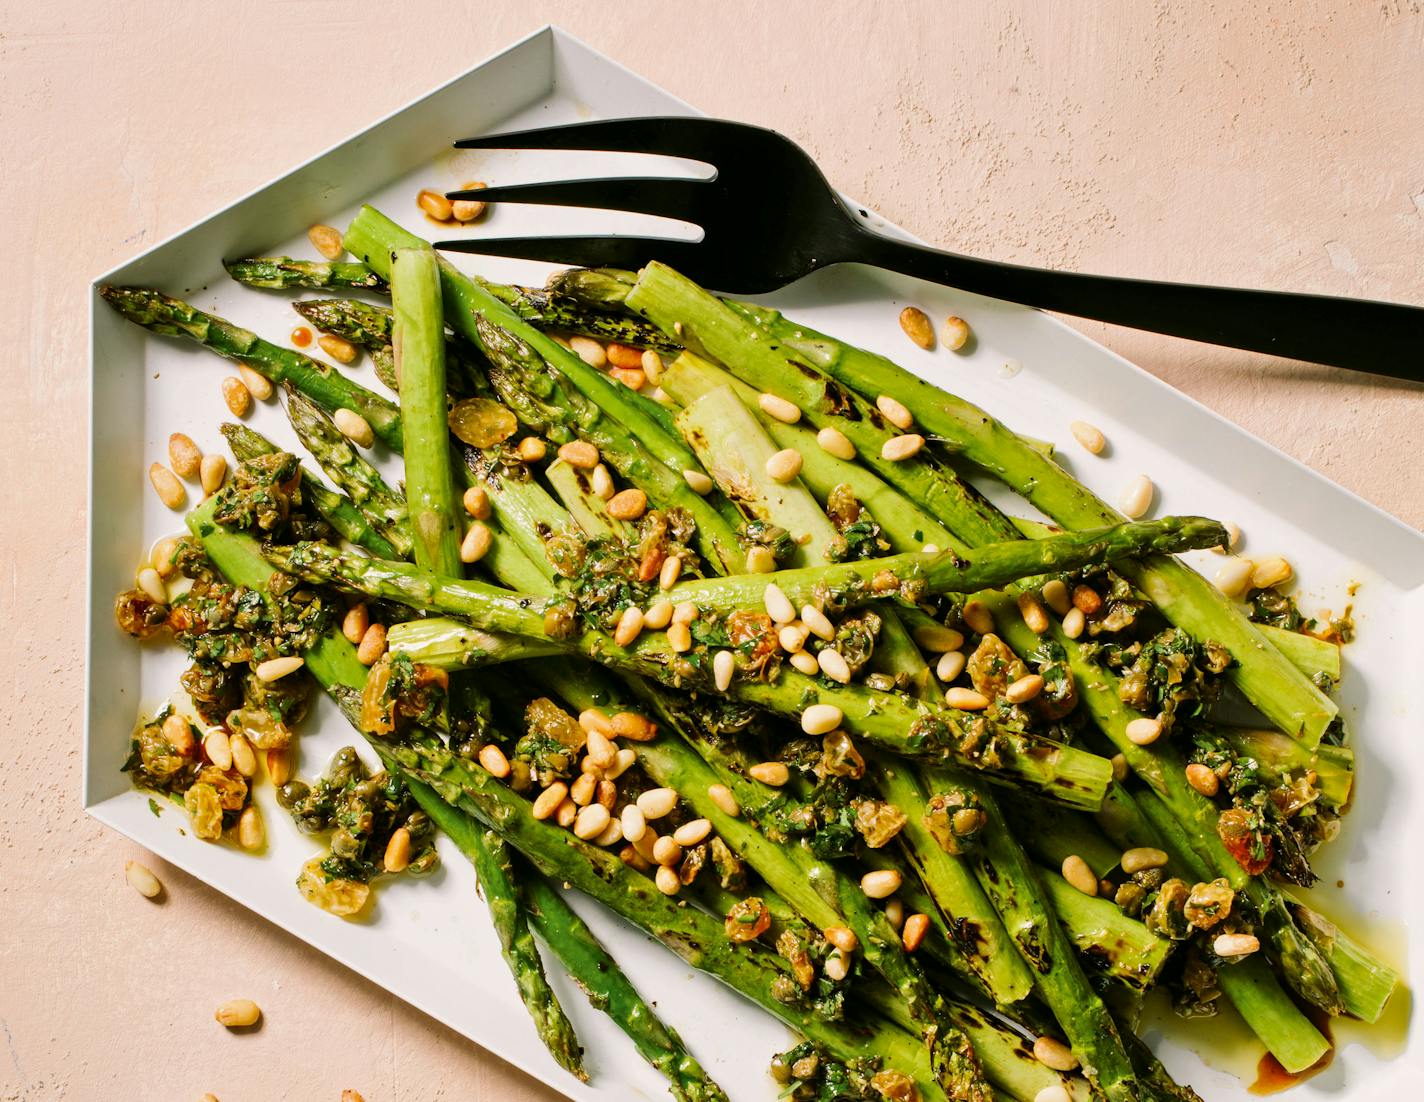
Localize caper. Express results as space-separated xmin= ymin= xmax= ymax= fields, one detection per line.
xmin=276 ymin=780 xmax=310 ymax=809
xmin=404 ymin=810 xmax=432 ymax=843
xmin=405 ymin=846 xmax=440 ymax=877
xmin=331 ymin=828 xmax=360 ymax=859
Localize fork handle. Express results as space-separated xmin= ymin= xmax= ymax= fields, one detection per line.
xmin=849 ymin=228 xmax=1424 ymax=382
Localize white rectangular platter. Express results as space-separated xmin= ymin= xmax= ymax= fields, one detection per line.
xmin=87 ymin=24 xmax=1420 ymax=1102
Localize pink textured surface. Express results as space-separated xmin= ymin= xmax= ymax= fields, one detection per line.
xmin=3 ymin=4 xmax=1422 ymax=1100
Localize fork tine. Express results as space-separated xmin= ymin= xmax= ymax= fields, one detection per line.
xmin=433 ymin=234 xmax=706 ymax=273
xmin=453 ymin=116 xmax=749 ymax=161
xmin=446 ymin=177 xmax=710 ymax=222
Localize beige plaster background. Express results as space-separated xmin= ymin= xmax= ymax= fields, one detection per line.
xmin=1 ymin=2 xmax=1421 ymax=1099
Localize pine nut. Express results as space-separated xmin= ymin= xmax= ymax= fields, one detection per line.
xmin=162 ymin=713 xmax=194 ymax=755
xmin=778 ymin=624 xmax=808 ymax=653
xmin=1033 ymin=1036 xmax=1079 ymax=1071
xmin=746 ymin=545 xmax=777 ymax=573
xmin=1251 ymin=556 xmax=1293 ymax=590
xmin=593 ymin=818 xmax=623 ymax=847
xmin=357 ymin=623 xmax=387 ymax=665
xmin=219 ymin=382 xmax=259 ymax=428
xmin=136 ymin=567 xmax=167 ymax=605
xmin=619 ymin=804 xmax=648 ymax=843
xmin=912 ymin=624 xmax=963 ymax=653
xmin=614 ymin=606 xmax=645 ymax=647
xmin=642 ymin=599 xmax=674 ymax=631
xmin=707 ymin=784 xmax=740 ymax=817
xmin=1005 ymin=674 xmax=1045 ymax=703
xmin=571 ymin=773 xmax=597 ymax=806
xmin=1119 ymin=475 xmax=1154 ymax=519
xmin=1017 ymin=593 xmax=1050 ymax=634
xmin=801 ymin=704 xmax=843 ymax=735
xmin=790 ymin=650 xmax=820 ymax=675
xmin=599 ymin=341 xmax=640 ymax=370
xmin=652 ymin=835 xmax=684 ymax=866
xmin=823 ymin=950 xmax=849 ymax=982
xmin=229 ymin=733 xmax=257 ymax=778
xmin=884 ymin=898 xmax=905 ymax=931
xmin=817 ymin=648 xmax=851 ymax=684
xmin=125 ymin=859 xmax=162 ymax=898
xmin=417 ymin=189 xmax=453 ymax=221
xmin=451 ymin=181 xmax=489 ymax=223
xmin=203 ymin=727 xmax=233 ymax=771
xmin=149 ymin=535 xmax=180 ymax=578
xmin=935 ymin=651 xmax=967 ymax=683
xmin=198 ymin=453 xmax=227 ymax=496
xmin=657 ymin=554 xmax=683 ymax=591
xmin=517 ymin=437 xmax=547 ymax=463
xmin=460 ymin=521 xmax=493 ymax=564
xmin=1061 ymin=855 xmax=1098 ymax=896
xmin=1121 ymin=847 xmax=1168 ymax=875
xmin=255 ymin=656 xmax=304 ymax=682
xmin=215 ymin=999 xmax=262 ymax=1028
xmin=638 ymin=788 xmax=678 ymax=819
xmin=655 ymin=865 xmax=681 ymax=895
xmin=943 ymin=315 xmax=971 ymax=351
xmin=1034 ymin=1087 xmax=1072 ymax=1102
xmin=758 ymin=392 xmax=801 ymax=424
xmin=763 ymin=583 xmax=795 ymax=624
xmin=332 ymin=408 xmax=374 ymax=448
xmin=265 ymin=748 xmax=294 ymax=788
xmin=1213 ymin=933 xmax=1261 ymax=958
xmin=532 ymin=783 xmax=568 ymax=820
xmin=683 ymin=468 xmax=714 ymax=494
xmin=1040 ymin=578 xmax=1071 ymax=616
xmin=749 ymin=762 xmax=790 ymax=787
xmin=608 ymin=488 xmax=648 ymax=520
xmin=606 ymin=747 xmax=638 ymax=779
xmin=566 ymin=335 xmax=606 ymax=368
xmin=766 ymin=448 xmax=803 ymax=483
xmin=237 ymin=805 xmax=264 ymax=851
xmin=574 ymin=803 xmax=612 ymax=840
xmin=1185 ymin=763 xmax=1220 ymax=797
xmin=640 ymin=349 xmax=664 ymax=383
xmin=552 ymin=798 xmax=576 ymax=828
xmin=1213 ymin=556 xmax=1255 ymax=598
xmin=1110 ymin=753 xmax=1128 ymax=782
xmin=318 ymin=334 xmax=358 ymax=365
xmin=308 ymin=223 xmax=345 ymax=259
xmin=901 ymin=913 xmax=930 ymax=952
xmin=1214 ymin=521 xmax=1242 ymax=554
xmin=583 ymin=730 xmax=615 ymax=772
xmin=168 ymin=433 xmax=202 ymax=479
xmin=673 ymin=818 xmax=712 ymax=847
xmin=672 ymin=601 xmax=699 ymax=625
xmin=899 ymin=306 xmax=934 ymax=349
xmin=590 ymin=463 xmax=615 ymax=500
xmin=460 ymin=486 xmax=491 ymax=521
xmin=945 ymin=687 xmax=989 ymax=711
xmin=1071 ymin=584 xmax=1103 ymax=615
xmin=596 ymin=778 xmax=619 ymax=812
xmin=880 ymin=433 xmax=924 ymax=462
xmin=343 ymin=603 xmax=370 ymax=644
xmin=800 ymin=605 xmax=835 ymax=641
xmin=557 ymin=440 xmax=599 ymax=469
xmin=479 ymin=743 xmax=511 ymax=779
xmin=667 ymin=621 xmax=693 ymax=653
xmin=861 ymin=869 xmax=902 ymax=899
xmin=1125 ymin=717 xmax=1163 ymax=746
xmin=1069 ymin=420 xmax=1106 ymax=455
xmin=235 ymin=364 xmax=273 ymax=401
xmin=149 ymin=463 xmax=186 ymax=509
xmin=962 ymin=600 xmax=994 ymax=635
xmin=713 ymin=649 xmax=735 ymax=691
xmin=1061 ymin=607 xmax=1086 ymax=640
xmin=816 ymin=426 xmax=856 ymax=460
xmin=876 ymin=394 xmax=914 ymax=431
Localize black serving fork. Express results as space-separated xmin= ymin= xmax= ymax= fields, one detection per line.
xmin=440 ymin=117 xmax=1423 ymax=381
